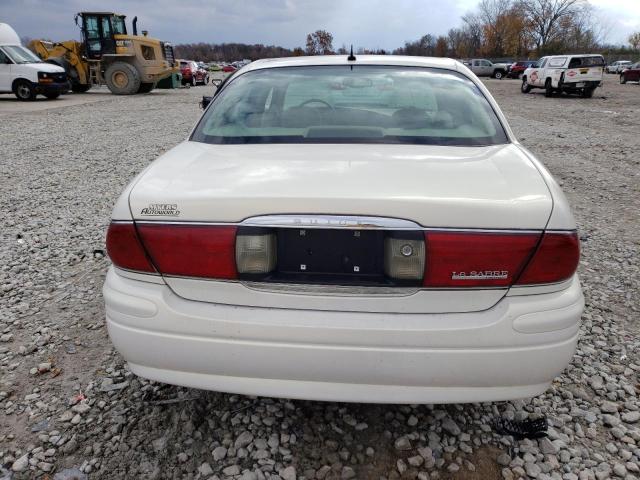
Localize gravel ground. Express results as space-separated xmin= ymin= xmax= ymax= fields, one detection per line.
xmin=0 ymin=77 xmax=638 ymax=480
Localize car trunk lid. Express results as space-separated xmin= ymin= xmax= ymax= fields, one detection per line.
xmin=128 ymin=141 xmax=553 ymax=313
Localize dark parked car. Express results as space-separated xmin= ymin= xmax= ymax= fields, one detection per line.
xmin=508 ymin=61 xmax=538 ymax=79
xmin=179 ymin=60 xmax=209 ymax=86
xmin=620 ymin=62 xmax=640 ymax=84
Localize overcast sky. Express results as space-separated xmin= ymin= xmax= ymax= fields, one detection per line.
xmin=1 ymin=0 xmax=638 ymax=49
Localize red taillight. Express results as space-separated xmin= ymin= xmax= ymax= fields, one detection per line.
xmin=423 ymin=232 xmax=540 ymax=287
xmin=137 ymin=224 xmax=238 ymax=279
xmin=516 ymin=231 xmax=579 ymax=285
xmin=106 ymin=222 xmax=155 ymax=273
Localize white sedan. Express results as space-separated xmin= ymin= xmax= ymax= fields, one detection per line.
xmin=104 ymin=55 xmax=583 ymax=404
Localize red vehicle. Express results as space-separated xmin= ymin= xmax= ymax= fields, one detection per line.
xmin=179 ymin=60 xmax=208 ymax=86
xmin=507 ymin=60 xmax=538 ymax=79
xmin=620 ymin=62 xmax=640 ymax=84
xmin=222 ymin=65 xmax=237 ymax=73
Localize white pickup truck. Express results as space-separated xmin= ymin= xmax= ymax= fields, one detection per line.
xmin=521 ymin=54 xmax=604 ymax=98
xmin=465 ymin=59 xmax=510 ymax=79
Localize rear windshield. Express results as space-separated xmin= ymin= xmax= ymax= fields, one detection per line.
xmin=568 ymin=56 xmax=605 ymax=68
xmin=191 ymin=65 xmax=509 ymax=146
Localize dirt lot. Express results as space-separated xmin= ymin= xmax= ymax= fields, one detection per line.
xmin=0 ymin=77 xmax=638 ymax=480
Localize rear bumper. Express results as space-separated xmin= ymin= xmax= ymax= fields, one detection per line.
xmin=561 ymin=80 xmax=601 ymax=89
xmin=104 ymin=268 xmax=583 ymax=403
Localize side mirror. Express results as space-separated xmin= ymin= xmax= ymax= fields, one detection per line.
xmin=200 ymin=96 xmax=212 ymax=109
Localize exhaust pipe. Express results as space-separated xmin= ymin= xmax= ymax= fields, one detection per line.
xmin=132 ymin=16 xmax=138 ymax=36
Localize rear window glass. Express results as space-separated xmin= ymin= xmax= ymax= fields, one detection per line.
xmin=191 ymin=65 xmax=508 ymax=146
xmin=548 ymin=57 xmax=567 ymax=67
xmin=569 ymin=56 xmax=605 ymax=68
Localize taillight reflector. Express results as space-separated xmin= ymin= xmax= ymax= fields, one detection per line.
xmin=423 ymin=232 xmax=540 ymax=288
xmin=137 ymin=224 xmax=238 ymax=279
xmin=106 ymin=222 xmax=155 ymax=273
xmin=516 ymin=231 xmax=579 ymax=285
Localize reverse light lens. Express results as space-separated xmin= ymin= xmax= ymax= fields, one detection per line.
xmin=136 ymin=224 xmax=238 ymax=279
xmin=516 ymin=231 xmax=579 ymax=285
xmin=236 ymin=233 xmax=277 ymax=274
xmin=384 ymin=237 xmax=425 ymax=280
xmin=106 ymin=222 xmax=155 ymax=273
xmin=423 ymin=232 xmax=541 ymax=288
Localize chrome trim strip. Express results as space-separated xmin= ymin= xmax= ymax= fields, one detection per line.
xmin=242 ymin=282 xmax=420 ymax=296
xmin=241 ymin=215 xmax=422 ymax=230
xmin=130 ymin=216 xmax=565 ymax=234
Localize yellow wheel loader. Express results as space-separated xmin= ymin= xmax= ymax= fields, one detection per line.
xmin=29 ymin=12 xmax=178 ymax=94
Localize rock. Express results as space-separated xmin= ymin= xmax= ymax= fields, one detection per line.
xmin=612 ymin=464 xmax=626 ymax=477
xmin=71 ymin=402 xmax=90 ymax=414
xmin=394 ymin=436 xmax=412 ymax=450
xmin=408 ymin=455 xmax=424 ymax=467
xmin=11 ymin=454 xmax=29 ymax=472
xmin=621 ymin=411 xmax=640 ymax=423
xmin=442 ymin=417 xmax=461 ymax=436
xmin=539 ymin=437 xmax=558 ymax=455
xmin=341 ymin=466 xmax=356 ymax=479
xmin=213 ymin=446 xmax=228 ymax=461
xmin=223 ymin=465 xmax=241 ymax=476
xmin=235 ymin=431 xmax=254 ymax=449
xmin=525 ymin=462 xmax=542 ymax=477
xmin=601 ymin=401 xmax=618 ymax=413
xmin=602 ymin=414 xmax=621 ymax=427
xmin=497 ymin=453 xmax=512 ymax=466
xmin=198 ymin=462 xmax=213 ymax=477
xmin=53 ymin=468 xmax=87 ymax=480
xmin=280 ymin=465 xmax=296 ymax=480
xmin=397 ymin=459 xmax=407 ymax=475
xmin=38 ymin=362 xmax=52 ymax=373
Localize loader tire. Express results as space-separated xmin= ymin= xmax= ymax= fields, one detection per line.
xmin=105 ymin=62 xmax=141 ymax=95
xmin=137 ymin=82 xmax=154 ymax=93
xmin=71 ymin=83 xmax=91 ymax=93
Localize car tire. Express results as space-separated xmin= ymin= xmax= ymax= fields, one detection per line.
xmin=13 ymin=79 xmax=36 ymax=101
xmin=105 ymin=62 xmax=141 ymax=95
xmin=557 ymin=74 xmax=564 ymax=96
xmin=44 ymin=92 xmax=60 ymax=100
xmin=620 ymin=75 xmax=626 ymax=84
xmin=582 ymin=87 xmax=595 ymax=98
xmin=493 ymin=70 xmax=504 ymax=79
xmin=518 ymin=73 xmax=523 ymax=80
xmin=544 ymin=79 xmax=553 ymax=97
xmin=521 ymin=77 xmax=531 ymax=93
xmin=191 ymin=76 xmax=197 ymax=87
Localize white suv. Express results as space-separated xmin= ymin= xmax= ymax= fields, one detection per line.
xmin=606 ymin=60 xmax=631 ymax=74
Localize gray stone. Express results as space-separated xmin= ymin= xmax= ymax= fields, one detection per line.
xmin=235 ymin=431 xmax=254 ymax=449
xmin=441 ymin=417 xmax=461 ymax=436
xmin=394 ymin=436 xmax=412 ymax=450
xmin=11 ymin=454 xmax=29 ymax=472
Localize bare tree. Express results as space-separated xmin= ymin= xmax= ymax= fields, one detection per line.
xmin=519 ymin=0 xmax=585 ymax=51
xmin=629 ymin=32 xmax=640 ymax=50
xmin=305 ymin=30 xmax=334 ymax=55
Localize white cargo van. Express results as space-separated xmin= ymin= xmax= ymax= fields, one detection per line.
xmin=0 ymin=23 xmax=68 ymax=100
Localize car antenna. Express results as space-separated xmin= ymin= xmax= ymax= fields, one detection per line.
xmin=347 ymin=45 xmax=356 ymax=61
